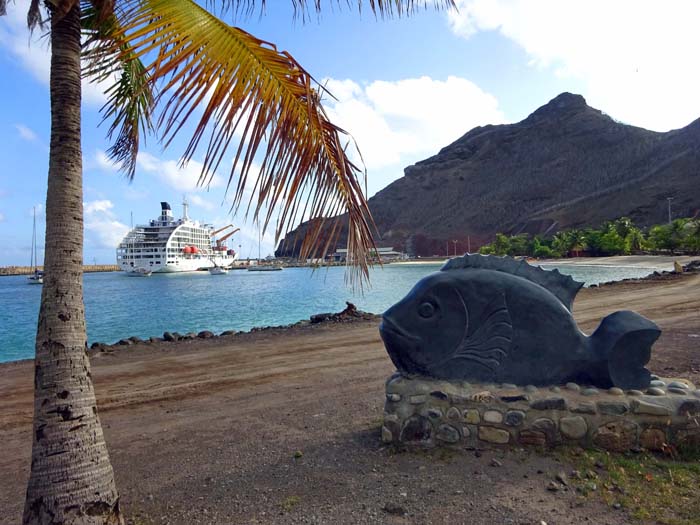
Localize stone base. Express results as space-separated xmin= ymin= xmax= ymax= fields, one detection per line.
xmin=382 ymin=374 xmax=700 ymax=452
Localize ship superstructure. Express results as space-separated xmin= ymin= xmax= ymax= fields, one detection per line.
xmin=117 ymin=200 xmax=237 ymax=273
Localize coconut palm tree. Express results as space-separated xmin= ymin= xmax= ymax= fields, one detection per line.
xmin=0 ymin=1 xmax=453 ymax=523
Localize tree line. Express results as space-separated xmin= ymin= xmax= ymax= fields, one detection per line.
xmin=478 ymin=216 xmax=700 ymax=258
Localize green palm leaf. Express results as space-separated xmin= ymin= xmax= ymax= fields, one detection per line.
xmin=83 ymin=2 xmax=155 ymax=178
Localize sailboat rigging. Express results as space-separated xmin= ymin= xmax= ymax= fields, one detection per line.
xmin=27 ymin=206 xmax=43 ymax=284
xmin=247 ymin=224 xmax=282 ymax=271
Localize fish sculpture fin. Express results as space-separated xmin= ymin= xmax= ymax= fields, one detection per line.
xmin=590 ymin=310 xmax=659 ymax=390
xmin=442 ymin=254 xmax=583 ymax=312
xmin=451 ymin=293 xmax=513 ymax=372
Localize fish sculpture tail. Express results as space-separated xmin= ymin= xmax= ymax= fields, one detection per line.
xmin=589 ymin=310 xmax=660 ymax=390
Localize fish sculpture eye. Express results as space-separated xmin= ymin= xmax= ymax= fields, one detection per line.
xmin=418 ymin=302 xmax=435 ymax=319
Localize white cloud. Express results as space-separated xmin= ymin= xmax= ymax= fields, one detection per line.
xmin=322 ymin=76 xmax=505 ymax=171
xmin=137 ymin=152 xmax=225 ymax=192
xmin=15 ymin=123 xmax=38 ymax=142
xmin=189 ymin=194 xmax=216 ymax=211
xmin=95 ymin=150 xmax=119 ymax=172
xmin=448 ymin=0 xmax=700 ymax=131
xmin=0 ymin=0 xmax=113 ymax=107
xmin=83 ymin=199 xmax=129 ymax=249
xmin=84 ymin=199 xmax=114 ymax=214
xmin=0 ymin=212 xmax=5 ymax=223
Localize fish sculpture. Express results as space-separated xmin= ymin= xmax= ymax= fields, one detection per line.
xmin=379 ymin=254 xmax=660 ymax=390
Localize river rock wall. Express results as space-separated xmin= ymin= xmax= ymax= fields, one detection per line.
xmin=382 ymin=374 xmax=700 ymax=452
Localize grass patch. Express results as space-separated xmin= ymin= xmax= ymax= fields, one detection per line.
xmin=280 ymin=495 xmax=301 ymax=513
xmin=562 ymin=448 xmax=700 ymax=525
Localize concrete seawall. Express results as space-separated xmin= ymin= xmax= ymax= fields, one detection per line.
xmin=0 ymin=265 xmax=120 ymax=276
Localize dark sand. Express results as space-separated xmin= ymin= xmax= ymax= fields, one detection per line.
xmin=1 ymin=272 xmax=699 ymax=524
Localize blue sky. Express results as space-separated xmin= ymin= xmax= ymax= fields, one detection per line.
xmin=1 ymin=0 xmax=699 ymax=265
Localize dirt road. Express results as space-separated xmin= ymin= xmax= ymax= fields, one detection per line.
xmin=1 ymin=273 xmax=698 ymax=524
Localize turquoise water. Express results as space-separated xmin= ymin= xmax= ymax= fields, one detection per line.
xmin=0 ymin=263 xmax=657 ymax=363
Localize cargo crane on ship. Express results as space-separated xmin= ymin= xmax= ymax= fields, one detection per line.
xmin=210 ymin=224 xmax=240 ymax=254
xmin=207 ymin=225 xmax=241 ymax=274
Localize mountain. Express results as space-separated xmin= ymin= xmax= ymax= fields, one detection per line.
xmin=277 ymin=93 xmax=700 ymax=257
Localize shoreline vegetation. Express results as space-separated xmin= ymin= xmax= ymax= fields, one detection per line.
xmin=1 ymin=266 xmax=699 ymax=523
xmin=478 ymin=216 xmax=700 ymax=258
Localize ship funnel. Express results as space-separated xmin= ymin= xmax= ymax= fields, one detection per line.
xmin=160 ymin=201 xmax=173 ymax=220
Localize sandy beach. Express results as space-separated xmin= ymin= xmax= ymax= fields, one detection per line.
xmin=1 ymin=266 xmax=699 ymax=524
xmin=392 ymin=255 xmax=699 ymax=271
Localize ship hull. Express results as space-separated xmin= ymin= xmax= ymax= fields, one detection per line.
xmin=119 ymin=255 xmax=236 ymax=274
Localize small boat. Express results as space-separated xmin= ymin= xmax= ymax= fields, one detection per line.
xmin=28 ymin=207 xmax=43 ymax=285
xmin=208 ymin=266 xmax=229 ymax=275
xmin=126 ymin=266 xmax=152 ymax=277
xmin=27 ymin=269 xmax=43 ymax=285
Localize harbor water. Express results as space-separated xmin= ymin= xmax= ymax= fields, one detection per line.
xmin=0 ymin=263 xmax=658 ymax=363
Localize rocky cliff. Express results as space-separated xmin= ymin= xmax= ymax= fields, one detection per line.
xmin=277 ymin=93 xmax=700 ymax=257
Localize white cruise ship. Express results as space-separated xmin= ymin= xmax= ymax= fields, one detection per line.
xmin=117 ymin=200 xmax=238 ymax=273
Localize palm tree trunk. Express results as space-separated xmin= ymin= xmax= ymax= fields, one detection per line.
xmin=23 ymin=4 xmax=123 ymax=524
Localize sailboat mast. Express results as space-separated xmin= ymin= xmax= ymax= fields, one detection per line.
xmin=31 ymin=206 xmax=36 ymax=270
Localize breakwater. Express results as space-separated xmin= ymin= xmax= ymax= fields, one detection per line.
xmin=0 ymin=265 xmax=119 ymax=276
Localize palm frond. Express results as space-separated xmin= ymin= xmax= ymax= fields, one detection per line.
xmin=0 ymin=0 xmax=8 ymax=17
xmin=205 ymin=1 xmax=455 ymax=20
xmin=82 ymin=1 xmax=154 ymax=179
xmin=107 ymin=0 xmax=379 ymax=284
xmin=27 ymin=0 xmax=43 ymax=30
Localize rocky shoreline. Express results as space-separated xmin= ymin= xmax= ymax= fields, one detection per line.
xmin=85 ymin=260 xmax=699 ymax=354
xmin=5 ymin=259 xmax=697 ymax=367
xmin=589 ymin=258 xmax=700 ymax=287
xmin=86 ymin=301 xmax=380 ymax=356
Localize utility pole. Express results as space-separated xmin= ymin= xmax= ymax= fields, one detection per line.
xmin=446 ymin=241 xmax=449 ymax=257
xmin=667 ymin=197 xmax=673 ymax=224
xmin=453 ymin=240 xmax=458 ymax=256
xmin=467 ymin=236 xmax=471 ymax=253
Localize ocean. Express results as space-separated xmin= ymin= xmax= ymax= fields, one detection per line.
xmin=0 ymin=262 xmax=658 ymax=363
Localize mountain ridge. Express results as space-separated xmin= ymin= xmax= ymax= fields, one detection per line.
xmin=277 ymin=93 xmax=700 ymax=257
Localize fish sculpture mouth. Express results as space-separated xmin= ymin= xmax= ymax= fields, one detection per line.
xmin=379 ymin=316 xmax=422 ymax=374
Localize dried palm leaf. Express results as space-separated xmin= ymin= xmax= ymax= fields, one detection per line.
xmin=103 ymin=0 xmax=381 ymax=282
xmin=87 ymin=0 xmax=455 ymax=285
